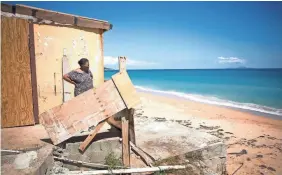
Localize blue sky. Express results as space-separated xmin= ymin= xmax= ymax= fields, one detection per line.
xmin=6 ymin=1 xmax=282 ymax=69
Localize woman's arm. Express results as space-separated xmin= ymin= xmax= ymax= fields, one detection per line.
xmin=63 ymin=74 xmax=76 ymax=85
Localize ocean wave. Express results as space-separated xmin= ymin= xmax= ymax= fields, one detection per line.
xmin=135 ymin=85 xmax=282 ymax=117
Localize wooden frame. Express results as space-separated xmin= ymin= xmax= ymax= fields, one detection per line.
xmin=1 ymin=3 xmax=112 ymax=31
xmin=29 ymin=22 xmax=39 ymax=124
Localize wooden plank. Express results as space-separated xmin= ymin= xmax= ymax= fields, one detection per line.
xmin=79 ymin=121 xmax=106 ymax=152
xmin=122 ymin=116 xmax=130 ymax=167
xmin=79 ymin=115 xmax=121 ymax=152
xmin=129 ymin=142 xmax=153 ymax=167
xmin=76 ymin=17 xmax=111 ymax=31
xmin=112 ymin=71 xmax=140 ymax=109
xmin=128 ymin=108 xmax=136 ymax=145
xmin=1 ymin=16 xmax=35 ymax=128
xmin=1 ymin=3 xmax=13 ymax=13
xmin=14 ymin=4 xmax=112 ymax=30
xmin=35 ymin=8 xmax=75 ymax=24
xmin=62 ymin=55 xmax=72 ymax=102
xmin=107 ymin=116 xmax=122 ymax=129
xmin=29 ymin=23 xmax=40 ymax=124
xmin=40 ymin=79 xmax=126 ymax=145
xmin=15 ymin=4 xmax=33 ymax=16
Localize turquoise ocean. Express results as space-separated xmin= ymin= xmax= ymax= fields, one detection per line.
xmin=105 ymin=69 xmax=282 ymax=119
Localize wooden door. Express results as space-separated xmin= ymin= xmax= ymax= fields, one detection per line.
xmin=1 ymin=16 xmax=35 ymax=127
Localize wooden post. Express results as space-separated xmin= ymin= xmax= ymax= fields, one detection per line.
xmin=129 ymin=108 xmax=136 ymax=145
xmin=122 ymin=112 xmax=130 ymax=168
xmin=119 ymin=56 xmax=130 ymax=170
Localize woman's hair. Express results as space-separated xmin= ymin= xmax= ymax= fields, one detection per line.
xmin=78 ymin=58 xmax=89 ymax=66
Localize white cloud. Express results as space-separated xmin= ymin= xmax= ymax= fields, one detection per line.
xmin=104 ymin=56 xmax=119 ymax=65
xmin=104 ymin=56 xmax=157 ymax=67
xmin=218 ymin=56 xmax=246 ymax=64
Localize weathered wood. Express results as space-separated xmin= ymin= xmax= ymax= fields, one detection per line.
xmin=35 ymin=8 xmax=75 ymax=24
xmin=107 ymin=116 xmax=122 ymax=129
xmin=40 ymin=72 xmax=140 ymax=145
xmin=67 ymin=165 xmax=186 ymax=174
xmin=129 ymin=142 xmax=153 ymax=167
xmin=122 ymin=115 xmax=130 ymax=167
xmin=79 ymin=115 xmax=121 ymax=152
xmin=112 ymin=72 xmax=140 ymax=109
xmin=119 ymin=138 xmax=154 ymax=167
xmin=128 ymin=108 xmax=136 ymax=145
xmin=54 ymin=156 xmax=125 ymax=169
xmin=62 ymin=55 xmax=72 ymax=102
xmin=76 ymin=17 xmax=111 ymax=31
xmin=29 ymin=23 xmax=40 ymax=124
xmin=1 ymin=16 xmax=35 ymax=128
xmin=11 ymin=4 xmax=112 ymax=31
xmin=1 ymin=3 xmax=13 ymax=13
xmin=15 ymin=4 xmax=33 ymax=16
xmin=78 ymin=121 xmax=105 ymax=152
xmin=40 ymin=79 xmax=125 ymax=145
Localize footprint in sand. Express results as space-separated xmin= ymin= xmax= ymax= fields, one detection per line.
xmin=267 ymin=167 xmax=276 ymax=172
xmin=225 ymin=132 xmax=234 ymax=135
xmin=259 ymin=165 xmax=267 ymax=169
xmin=256 ymin=154 xmax=263 ymax=158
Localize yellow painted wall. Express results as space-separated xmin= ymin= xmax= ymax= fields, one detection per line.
xmin=34 ymin=24 xmax=104 ymax=114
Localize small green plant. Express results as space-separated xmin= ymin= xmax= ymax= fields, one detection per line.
xmin=104 ymin=151 xmax=123 ymax=171
xmin=154 ymin=171 xmax=166 ymax=175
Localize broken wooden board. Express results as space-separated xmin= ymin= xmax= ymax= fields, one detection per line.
xmin=40 ymin=72 xmax=140 ymax=145
xmin=112 ymin=72 xmax=140 ymax=109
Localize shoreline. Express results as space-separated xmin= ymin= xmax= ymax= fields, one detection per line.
xmin=136 ymin=89 xmax=282 ymax=121
xmin=137 ymin=91 xmax=282 ymax=174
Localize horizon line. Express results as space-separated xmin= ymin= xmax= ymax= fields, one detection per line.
xmin=105 ymin=68 xmax=282 ymax=71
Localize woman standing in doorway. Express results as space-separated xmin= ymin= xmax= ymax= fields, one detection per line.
xmin=63 ymin=58 xmax=94 ymax=97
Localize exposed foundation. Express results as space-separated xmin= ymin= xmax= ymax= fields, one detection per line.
xmin=1 ymin=116 xmax=226 ymax=175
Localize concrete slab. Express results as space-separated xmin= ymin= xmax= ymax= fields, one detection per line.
xmin=1 ymin=124 xmax=49 ymax=150
xmin=135 ymin=117 xmax=226 ymax=174
xmin=1 ymin=144 xmax=54 ymax=175
xmin=14 ymin=151 xmax=38 ymax=169
xmin=63 ymin=137 xmax=122 ymax=171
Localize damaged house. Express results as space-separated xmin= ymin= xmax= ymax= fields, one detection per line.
xmin=1 ymin=3 xmax=112 ymax=128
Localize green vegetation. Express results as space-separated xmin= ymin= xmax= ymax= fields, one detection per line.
xmin=104 ymin=151 xmax=123 ymax=171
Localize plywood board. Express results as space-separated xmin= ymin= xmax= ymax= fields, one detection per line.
xmin=112 ymin=72 xmax=140 ymax=109
xmin=1 ymin=16 xmax=35 ymax=127
xmin=40 ymin=79 xmax=126 ymax=145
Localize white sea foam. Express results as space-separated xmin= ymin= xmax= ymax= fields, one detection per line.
xmin=135 ymin=85 xmax=282 ymax=117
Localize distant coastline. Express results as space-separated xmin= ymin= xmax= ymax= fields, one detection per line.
xmin=104 ymin=67 xmax=115 ymax=71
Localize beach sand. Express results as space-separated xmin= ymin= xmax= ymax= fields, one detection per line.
xmin=136 ymin=92 xmax=282 ymax=175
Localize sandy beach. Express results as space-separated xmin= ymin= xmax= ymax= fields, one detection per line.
xmin=136 ymin=91 xmax=282 ymax=175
